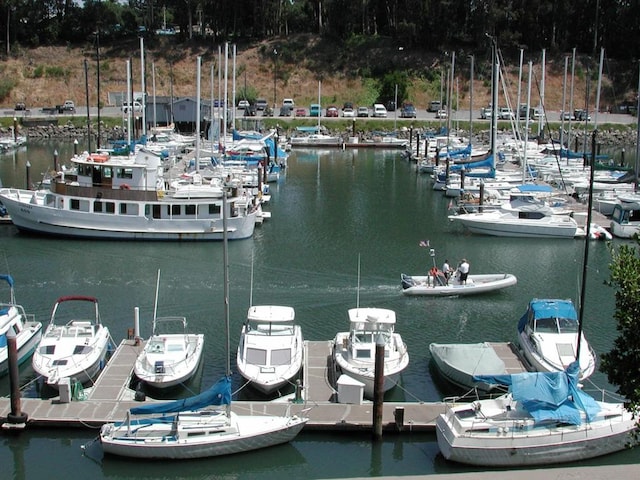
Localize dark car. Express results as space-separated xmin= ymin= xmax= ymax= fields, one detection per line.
xmin=400 ymin=104 xmax=416 ymax=118
xmin=385 ymin=100 xmax=396 ymax=112
xmin=14 ymin=102 xmax=26 ymax=111
xmin=279 ymin=105 xmax=292 ymax=117
xmin=244 ymin=103 xmax=257 ymax=116
xmin=255 ymin=98 xmax=268 ymax=110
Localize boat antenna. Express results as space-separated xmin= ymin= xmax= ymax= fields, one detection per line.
xmin=153 ymin=269 xmax=160 ymax=324
xmin=356 ymin=253 xmax=361 ymax=309
xmin=249 ymin=251 xmax=254 ymax=308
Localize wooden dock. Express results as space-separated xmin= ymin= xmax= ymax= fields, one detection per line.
xmin=0 ymin=340 xmax=456 ymax=432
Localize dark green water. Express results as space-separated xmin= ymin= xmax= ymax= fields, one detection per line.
xmin=0 ymin=142 xmax=639 ymax=478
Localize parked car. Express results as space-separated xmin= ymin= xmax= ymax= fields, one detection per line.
xmin=14 ymin=102 xmax=26 ymax=111
xmin=325 ymin=106 xmax=339 ymax=117
xmin=279 ymin=105 xmax=292 ymax=116
xmin=385 ymin=101 xmax=396 ymax=112
xmin=436 ymin=109 xmax=448 ymax=119
xmin=373 ymin=104 xmax=387 ymax=118
xmin=263 ymin=105 xmax=274 ymax=116
xmin=295 ymin=108 xmax=306 ymax=117
xmin=282 ymin=98 xmax=295 ymax=108
xmin=560 ymin=110 xmax=575 ymax=121
xmin=237 ymin=99 xmax=250 ymax=109
xmin=343 ymin=102 xmax=354 ymax=110
xmin=255 ymin=98 xmax=268 ymax=110
xmin=498 ymin=107 xmax=514 ymax=120
xmin=428 ymin=100 xmax=441 ymax=112
xmin=244 ymin=103 xmax=257 ymax=116
xmin=342 ymin=107 xmax=355 ymax=118
xmin=122 ymin=101 xmax=142 ymax=114
xmin=357 ymin=106 xmax=369 ymax=117
xmin=480 ymin=104 xmax=492 ymax=119
xmin=62 ymin=100 xmax=75 ymax=112
xmin=574 ymin=109 xmax=591 ymax=121
xmin=400 ymin=104 xmax=416 ymax=118
xmin=309 ymin=104 xmax=321 ymax=117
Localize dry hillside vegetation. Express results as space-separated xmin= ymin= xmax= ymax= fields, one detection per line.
xmin=3 ymin=40 xmax=604 ymax=113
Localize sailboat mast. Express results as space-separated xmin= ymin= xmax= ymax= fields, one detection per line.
xmin=317 ymin=80 xmax=321 ymax=131
xmin=223 ymin=192 xmax=230 ymax=377
xmin=576 ymin=130 xmax=596 ymax=361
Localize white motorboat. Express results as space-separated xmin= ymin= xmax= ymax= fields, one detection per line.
xmin=0 ymin=149 xmax=258 ymax=241
xmin=134 ymin=270 xmax=204 ymax=390
xmin=429 ymin=342 xmax=515 ymax=394
xmin=610 ymin=196 xmax=640 ymax=238
xmin=401 ymin=272 xmax=517 ymax=296
xmin=289 ymin=133 xmax=342 ymax=147
xmin=436 ymin=362 xmax=637 ymax=467
xmin=0 ymin=274 xmax=42 ymax=376
xmin=32 ymin=295 xmax=112 ymax=387
xmin=236 ymin=305 xmax=303 ymax=395
xmin=100 ymin=199 xmax=308 ymax=459
xmin=448 ymin=201 xmax=586 ymax=238
xmin=517 ymin=298 xmax=596 ymax=380
xmin=332 ymin=307 xmax=409 ymax=399
xmin=99 ymin=376 xmax=308 ymax=459
xmin=134 ymin=316 xmax=204 ymax=389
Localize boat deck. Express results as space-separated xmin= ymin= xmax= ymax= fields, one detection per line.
xmin=486 ymin=342 xmax=529 ymax=374
xmin=1 ymin=340 xmax=444 ymax=432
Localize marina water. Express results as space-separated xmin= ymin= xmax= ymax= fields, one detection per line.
xmin=1 ymin=141 xmax=639 ymax=478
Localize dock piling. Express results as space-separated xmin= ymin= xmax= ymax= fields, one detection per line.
xmin=2 ymin=330 xmax=28 ymax=430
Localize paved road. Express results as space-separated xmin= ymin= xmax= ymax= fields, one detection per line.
xmin=3 ymin=106 xmax=636 ymax=125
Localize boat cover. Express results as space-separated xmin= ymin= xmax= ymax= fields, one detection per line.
xmin=473 ymin=361 xmax=600 ymax=426
xmin=517 ymin=298 xmax=577 ymax=333
xmin=130 ymin=376 xmax=232 ymax=415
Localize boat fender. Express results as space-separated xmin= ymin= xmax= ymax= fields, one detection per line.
xmin=120 ymin=184 xmax=130 ymax=190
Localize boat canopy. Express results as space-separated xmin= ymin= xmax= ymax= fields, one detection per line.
xmin=348 ymin=308 xmax=396 ymax=325
xmin=296 ymin=126 xmax=320 ymax=133
xmin=473 ymin=361 xmax=600 ymax=426
xmin=517 ymin=298 xmax=577 ymax=333
xmin=0 ymin=274 xmax=14 ymax=288
xmin=247 ymin=305 xmax=295 ymax=323
xmin=130 ymin=376 xmax=232 ymax=415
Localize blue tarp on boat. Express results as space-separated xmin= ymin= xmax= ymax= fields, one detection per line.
xmin=473 ymin=361 xmax=601 ymax=426
xmin=130 ymin=376 xmax=232 ymax=415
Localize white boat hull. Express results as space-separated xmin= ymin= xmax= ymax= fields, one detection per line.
xmin=449 ymin=212 xmax=583 ymax=238
xmin=0 ymin=321 xmax=42 ymax=376
xmin=0 ymin=188 xmax=257 ymax=241
xmin=401 ymin=273 xmax=517 ymax=296
xmin=32 ymin=324 xmax=111 ymax=387
xmin=436 ymin=397 xmax=636 ymax=466
xmin=134 ymin=333 xmax=204 ymax=389
xmin=100 ymin=411 xmax=308 ymax=459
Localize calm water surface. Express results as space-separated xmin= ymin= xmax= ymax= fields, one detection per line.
xmin=0 ymin=141 xmax=639 ymax=478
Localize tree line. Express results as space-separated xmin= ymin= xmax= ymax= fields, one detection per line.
xmin=0 ymin=1 xmax=637 ymax=61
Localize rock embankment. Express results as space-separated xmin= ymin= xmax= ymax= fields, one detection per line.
xmin=1 ymin=122 xmax=637 ymax=151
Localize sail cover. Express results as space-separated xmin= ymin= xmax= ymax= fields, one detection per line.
xmin=473 ymin=361 xmax=601 ymax=425
xmin=130 ymin=376 xmax=232 ymax=415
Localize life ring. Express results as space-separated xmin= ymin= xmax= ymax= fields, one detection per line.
xmin=120 ymin=184 xmax=130 ymax=190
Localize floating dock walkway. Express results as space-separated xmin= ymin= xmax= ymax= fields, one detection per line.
xmin=0 ymin=340 xmax=527 ymax=432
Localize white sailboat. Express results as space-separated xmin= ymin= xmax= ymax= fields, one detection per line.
xmin=99 ymin=193 xmax=308 ymax=459
xmin=289 ymin=81 xmax=341 ymax=147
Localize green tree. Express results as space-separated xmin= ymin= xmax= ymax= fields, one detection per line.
xmin=601 ymin=241 xmax=640 ymax=416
